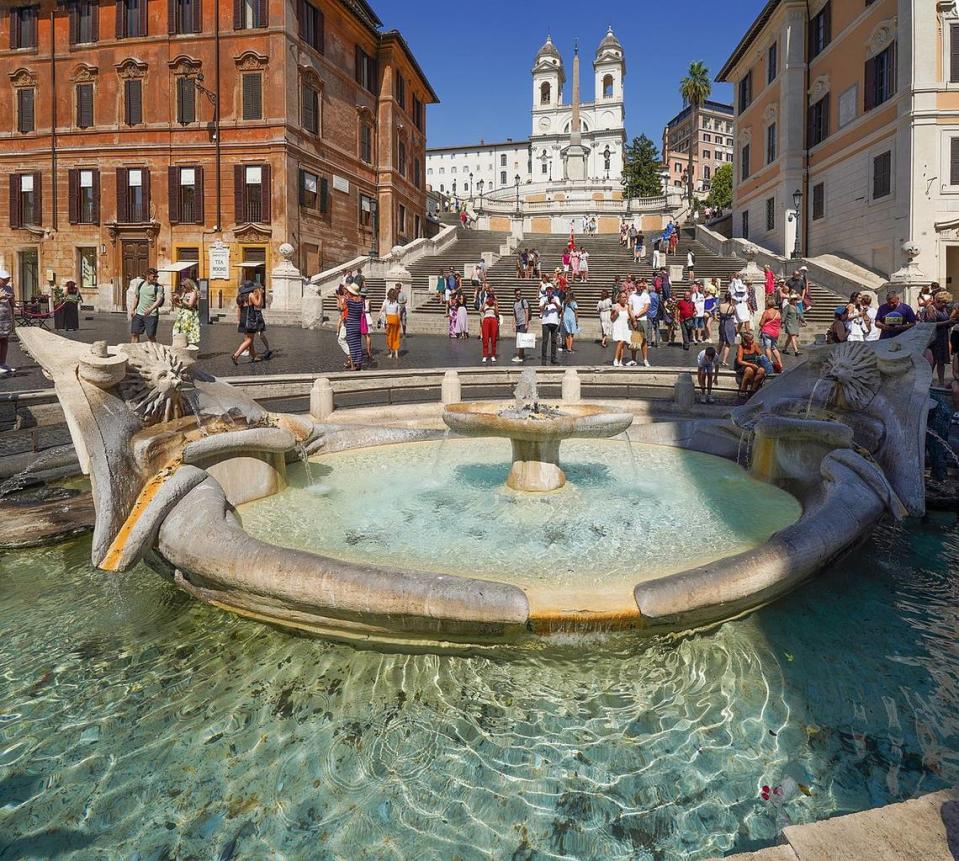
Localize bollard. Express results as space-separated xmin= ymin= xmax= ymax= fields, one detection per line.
xmin=441 ymin=370 xmax=461 ymax=405
xmin=310 ymin=377 xmax=334 ymax=421
xmin=673 ymin=372 xmax=696 ymax=411
xmin=561 ymin=368 xmax=581 ymax=403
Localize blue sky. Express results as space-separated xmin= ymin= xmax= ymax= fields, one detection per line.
xmin=379 ymin=0 xmax=766 ymax=152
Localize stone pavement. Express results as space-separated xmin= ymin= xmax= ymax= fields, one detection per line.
xmin=715 ymin=787 xmax=959 ymax=861
xmin=0 ymin=312 xmax=801 ymax=394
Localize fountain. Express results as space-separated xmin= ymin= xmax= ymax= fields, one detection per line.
xmin=10 ymin=322 xmax=937 ymax=646
xmin=442 ymin=369 xmax=633 ymax=492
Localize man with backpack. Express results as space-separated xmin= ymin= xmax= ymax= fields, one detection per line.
xmin=128 ymin=267 xmax=164 ymax=343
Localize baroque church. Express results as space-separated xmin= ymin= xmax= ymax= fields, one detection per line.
xmin=425 ymin=30 xmax=627 ymax=198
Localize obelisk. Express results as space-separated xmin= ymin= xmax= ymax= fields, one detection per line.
xmin=563 ymin=41 xmax=588 ymax=181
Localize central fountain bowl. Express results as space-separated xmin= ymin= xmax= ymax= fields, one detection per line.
xmin=443 ymin=401 xmax=634 ymax=492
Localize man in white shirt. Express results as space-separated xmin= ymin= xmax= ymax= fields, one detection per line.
xmin=690 ymin=281 xmax=706 ymax=344
xmin=539 ymin=285 xmax=562 ymax=365
xmin=626 ymin=284 xmax=651 ymax=367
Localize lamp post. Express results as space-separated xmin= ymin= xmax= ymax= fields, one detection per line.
xmin=603 ymin=145 xmax=611 ymax=181
xmin=514 ymin=173 xmax=521 ymax=214
xmin=469 ymin=171 xmax=474 ymax=202
xmin=791 ymin=188 xmax=803 ymax=258
xmin=477 ymin=179 xmax=485 ymax=213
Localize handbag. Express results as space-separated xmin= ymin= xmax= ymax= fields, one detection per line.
xmin=516 ymin=332 xmax=536 ymax=349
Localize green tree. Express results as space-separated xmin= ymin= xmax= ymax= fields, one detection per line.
xmin=706 ymin=163 xmax=732 ymax=210
xmin=679 ymin=61 xmax=712 ymax=209
xmin=621 ymin=134 xmax=663 ymax=199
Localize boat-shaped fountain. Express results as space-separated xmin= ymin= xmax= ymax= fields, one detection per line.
xmin=13 ymin=325 xmax=935 ymax=647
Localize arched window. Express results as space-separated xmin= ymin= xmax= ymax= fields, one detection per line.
xmin=540 ymin=82 xmax=551 ymax=104
xmin=602 ymin=74 xmax=614 ymax=98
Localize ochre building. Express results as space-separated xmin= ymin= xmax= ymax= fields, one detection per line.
xmin=0 ymin=0 xmax=436 ymax=310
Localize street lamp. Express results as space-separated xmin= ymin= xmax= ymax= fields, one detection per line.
xmin=790 ymin=187 xmax=803 ymax=258
xmin=477 ymin=179 xmax=485 ymax=212
xmin=514 ymin=173 xmax=521 ymax=214
xmin=469 ymin=171 xmax=474 ymax=202
xmin=603 ymin=145 xmax=611 ymax=181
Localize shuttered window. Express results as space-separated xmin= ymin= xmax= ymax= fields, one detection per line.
xmin=767 ymin=42 xmax=777 ymax=84
xmin=807 ymin=94 xmax=830 ymax=147
xmin=176 ymin=77 xmax=196 ymax=125
xmin=76 ymin=83 xmax=95 ymax=129
xmin=412 ymin=95 xmax=423 ymax=130
xmin=359 ymin=122 xmax=372 ymax=163
xmin=298 ymin=0 xmax=324 ymax=52
xmin=766 ymin=122 xmax=776 ymax=164
xmin=872 ymin=151 xmax=892 ymax=199
xmin=234 ymin=164 xmax=271 ymax=223
xmin=808 ymin=2 xmax=831 ymax=59
xmin=117 ymin=168 xmax=150 ymax=223
xmin=740 ymin=143 xmax=750 ymax=181
xmin=17 ymin=88 xmax=35 ymax=134
xmin=169 ymin=0 xmax=201 ymax=35
xmin=765 ymin=197 xmax=775 ymax=231
xmin=10 ymin=6 xmax=38 ymax=50
xmin=68 ymin=168 xmax=100 ymax=225
xmin=241 ymin=73 xmax=263 ymax=120
xmin=124 ymin=79 xmax=143 ymax=126
xmin=395 ymin=73 xmax=406 ymax=111
xmin=952 ymin=25 xmax=959 ymax=83
xmin=234 ymin=0 xmax=267 ymax=29
xmin=169 ymin=166 xmax=204 ymax=224
xmin=70 ymin=0 xmax=99 ymax=44
xmin=355 ymin=46 xmax=377 ymax=92
xmin=812 ymin=182 xmax=825 ymax=220
xmin=10 ymin=173 xmax=42 ymax=228
xmin=864 ymin=43 xmax=896 ymax=112
xmin=302 ymin=84 xmax=319 ymax=134
xmin=737 ymin=70 xmax=752 ymax=114
xmin=951 ymin=139 xmax=959 ymax=186
xmin=117 ymin=0 xmax=148 ymax=38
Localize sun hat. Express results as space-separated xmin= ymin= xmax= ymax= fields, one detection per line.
xmin=798 ymin=265 xmax=808 ymax=272
xmin=0 ymin=270 xmax=10 ymax=280
xmin=345 ymin=283 xmax=360 ymax=295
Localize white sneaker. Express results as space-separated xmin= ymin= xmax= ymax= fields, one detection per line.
xmin=643 ymin=359 xmax=650 ymax=367
xmin=557 ymin=347 xmax=564 ymax=353
xmin=511 ymin=356 xmax=523 ymax=363
xmin=491 ymin=356 xmax=497 ymax=363
xmin=626 ymin=360 xmax=637 ymax=367
xmin=0 ymin=367 xmax=9 ymax=378
xmin=481 ymin=357 xmax=487 ymax=363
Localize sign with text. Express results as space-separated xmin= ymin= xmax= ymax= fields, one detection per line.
xmin=208 ymin=242 xmax=230 ymax=281
xmin=332 ymin=175 xmax=350 ymax=194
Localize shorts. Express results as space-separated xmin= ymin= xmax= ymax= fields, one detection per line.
xmin=130 ymin=314 xmax=158 ymax=338
xmin=693 ymin=316 xmax=705 ymax=328
xmin=515 ymin=323 xmax=528 ymax=334
xmin=698 ymin=363 xmax=717 ymax=375
xmin=760 ymin=332 xmax=778 ymax=349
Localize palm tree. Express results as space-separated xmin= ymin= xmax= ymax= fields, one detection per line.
xmin=679 ymin=61 xmax=712 ymax=211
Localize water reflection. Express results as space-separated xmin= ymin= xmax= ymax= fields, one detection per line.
xmin=0 ymin=514 xmax=956 ymax=859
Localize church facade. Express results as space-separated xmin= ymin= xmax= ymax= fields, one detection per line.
xmin=426 ymin=31 xmax=627 ymax=200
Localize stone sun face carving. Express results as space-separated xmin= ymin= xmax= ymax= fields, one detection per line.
xmin=821 ymin=341 xmax=882 ymax=411
xmin=119 ymin=343 xmax=191 ymax=424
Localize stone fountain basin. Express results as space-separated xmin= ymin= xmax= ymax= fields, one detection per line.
xmin=443 ymin=402 xmax=633 ymax=442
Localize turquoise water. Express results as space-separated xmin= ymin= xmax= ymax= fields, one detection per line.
xmin=1 ymin=517 xmax=958 ymax=859
xmin=240 ymin=440 xmax=802 ymax=613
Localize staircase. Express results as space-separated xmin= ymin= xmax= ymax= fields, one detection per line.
xmin=320 ymin=227 xmax=510 ymax=323
xmin=411 ymin=228 xmax=747 ymax=323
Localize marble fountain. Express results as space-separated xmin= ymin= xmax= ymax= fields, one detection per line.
xmin=13 ymin=325 xmax=936 ymax=648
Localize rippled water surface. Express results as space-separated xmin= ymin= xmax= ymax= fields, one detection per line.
xmin=240 ymin=440 xmax=801 ymax=612
xmin=1 ymin=517 xmax=958 ymax=859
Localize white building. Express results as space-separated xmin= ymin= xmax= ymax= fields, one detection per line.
xmin=426 ymin=31 xmax=627 ymax=201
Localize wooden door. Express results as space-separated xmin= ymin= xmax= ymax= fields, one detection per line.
xmin=121 ymin=240 xmax=149 ymax=288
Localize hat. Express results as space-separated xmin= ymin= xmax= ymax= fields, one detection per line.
xmin=345 ymin=283 xmax=361 ymax=295
xmin=0 ymin=269 xmax=10 ymax=280
xmin=789 ymin=291 xmax=801 ymax=300
xmin=798 ymin=266 xmax=808 ymax=272
xmin=239 ymin=280 xmax=257 ymax=296
xmin=834 ymin=305 xmax=846 ymax=317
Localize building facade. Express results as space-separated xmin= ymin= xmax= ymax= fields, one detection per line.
xmin=426 ymin=31 xmax=626 ymax=200
xmin=662 ymin=100 xmax=735 ymax=193
xmin=0 ymin=0 xmax=435 ymax=310
xmin=718 ymin=0 xmax=959 ymax=285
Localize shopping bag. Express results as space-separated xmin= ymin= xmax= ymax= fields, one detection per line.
xmin=516 ymin=332 xmax=536 ymax=349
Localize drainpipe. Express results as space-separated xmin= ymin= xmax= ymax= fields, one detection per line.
xmin=214 ymin=0 xmax=222 ymax=232
xmin=50 ymin=6 xmax=58 ymax=232
xmin=801 ymin=0 xmax=810 ymax=258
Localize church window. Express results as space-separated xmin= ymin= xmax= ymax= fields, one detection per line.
xmin=500 ymin=171 xmax=506 ymax=185
xmin=602 ymin=74 xmax=613 ymax=98
xmin=540 ymin=82 xmax=551 ymax=105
